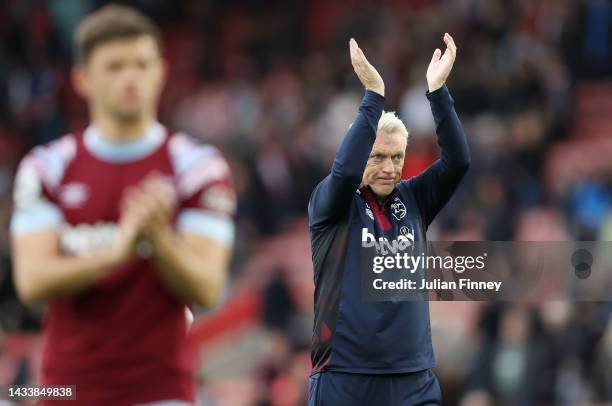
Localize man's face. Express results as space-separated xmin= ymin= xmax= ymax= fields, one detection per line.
xmin=362 ymin=131 xmax=406 ymax=198
xmin=75 ymin=35 xmax=165 ymax=121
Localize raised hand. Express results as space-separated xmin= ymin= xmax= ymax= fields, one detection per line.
xmin=426 ymin=33 xmax=457 ymax=92
xmin=349 ymin=38 xmax=385 ymax=97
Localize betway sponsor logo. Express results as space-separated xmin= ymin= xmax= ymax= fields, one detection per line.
xmin=61 ymin=222 xmax=153 ymax=259
xmin=361 ymin=227 xmax=414 ymax=255
xmin=60 ymin=222 xmax=117 ymax=255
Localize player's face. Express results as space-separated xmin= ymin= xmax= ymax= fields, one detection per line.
xmin=77 ymin=35 xmax=165 ymax=121
xmin=363 ymin=131 xmax=406 ymax=198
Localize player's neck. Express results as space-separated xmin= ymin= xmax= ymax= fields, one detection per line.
xmin=365 ymin=184 xmax=392 ymax=206
xmin=92 ymin=115 xmax=156 ymax=142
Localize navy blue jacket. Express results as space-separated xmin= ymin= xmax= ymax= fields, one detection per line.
xmin=308 ymin=85 xmax=470 ymax=374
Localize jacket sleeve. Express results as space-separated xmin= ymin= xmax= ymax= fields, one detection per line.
xmin=308 ymin=91 xmax=385 ymax=229
xmin=405 ymin=85 xmax=470 ymax=228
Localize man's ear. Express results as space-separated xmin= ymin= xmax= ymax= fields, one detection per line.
xmin=71 ymin=65 xmax=89 ymax=99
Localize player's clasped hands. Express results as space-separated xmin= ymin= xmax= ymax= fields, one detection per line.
xmin=109 ymin=173 xmax=177 ymax=265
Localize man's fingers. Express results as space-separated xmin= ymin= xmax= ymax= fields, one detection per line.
xmin=148 ymin=192 xmax=174 ymax=221
xmin=448 ymin=34 xmax=457 ymax=54
xmin=349 ymin=38 xmax=360 ymax=66
xmin=138 ymin=189 xmax=174 ymax=227
xmin=444 ymin=33 xmax=457 ymax=58
xmin=143 ymin=180 xmax=176 ymax=216
xmin=356 ymin=45 xmax=370 ymax=66
xmin=442 ymin=37 xmax=451 ymax=60
xmin=140 ymin=176 xmax=176 ymax=215
xmin=122 ymin=193 xmax=148 ymax=223
xmin=121 ymin=179 xmax=175 ymax=227
xmin=430 ymin=33 xmax=458 ymax=69
xmin=120 ymin=187 xmax=143 ymax=216
xmin=143 ymin=176 xmax=176 ymax=201
xmin=349 ymin=37 xmax=384 ymax=95
xmin=430 ymin=48 xmax=442 ymax=65
xmin=135 ymin=194 xmax=169 ymax=235
xmin=442 ymin=46 xmax=452 ymax=62
xmin=121 ymin=187 xmax=153 ymax=226
xmin=350 ymin=38 xmax=376 ymax=85
xmin=350 ymin=38 xmax=370 ymax=69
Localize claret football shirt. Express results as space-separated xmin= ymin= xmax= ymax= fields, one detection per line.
xmin=11 ymin=122 xmax=235 ymax=405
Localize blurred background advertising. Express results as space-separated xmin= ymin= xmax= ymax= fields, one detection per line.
xmin=0 ymin=0 xmax=611 ymax=405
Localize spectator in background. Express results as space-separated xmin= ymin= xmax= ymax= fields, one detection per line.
xmin=462 ymin=305 xmax=555 ymax=406
xmin=462 ymin=303 xmax=612 ymax=406
xmin=0 ymin=326 xmax=30 ymax=388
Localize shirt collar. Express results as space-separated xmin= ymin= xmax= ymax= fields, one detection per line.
xmin=360 ymin=184 xmax=397 ymax=209
xmin=83 ymin=122 xmax=166 ymax=163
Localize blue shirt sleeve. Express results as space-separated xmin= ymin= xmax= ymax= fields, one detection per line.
xmin=405 ymin=85 xmax=470 ymax=228
xmin=308 ymin=90 xmax=385 ymax=229
xmin=10 ymin=154 xmax=64 ymax=236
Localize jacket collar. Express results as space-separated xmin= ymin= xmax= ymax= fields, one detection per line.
xmin=359 ymin=184 xmax=397 ymax=210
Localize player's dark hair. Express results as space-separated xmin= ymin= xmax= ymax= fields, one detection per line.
xmin=74 ymin=4 xmax=162 ymax=63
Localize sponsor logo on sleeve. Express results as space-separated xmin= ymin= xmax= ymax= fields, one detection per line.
xmin=13 ymin=164 xmax=41 ymax=209
xmin=201 ymin=184 xmax=236 ymax=214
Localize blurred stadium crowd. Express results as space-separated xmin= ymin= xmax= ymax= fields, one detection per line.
xmin=0 ymin=0 xmax=611 ymax=405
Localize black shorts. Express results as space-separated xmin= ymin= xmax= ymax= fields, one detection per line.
xmin=308 ymin=369 xmax=441 ymax=406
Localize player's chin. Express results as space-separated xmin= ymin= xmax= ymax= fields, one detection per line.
xmin=113 ymin=105 xmax=144 ymax=120
xmin=372 ymin=183 xmax=395 ymax=197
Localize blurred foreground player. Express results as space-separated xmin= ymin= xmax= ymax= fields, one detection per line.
xmin=10 ymin=5 xmax=235 ymax=406
xmin=308 ymin=35 xmax=469 ymax=405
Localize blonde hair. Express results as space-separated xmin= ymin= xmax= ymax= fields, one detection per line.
xmin=378 ymin=111 xmax=409 ymax=141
